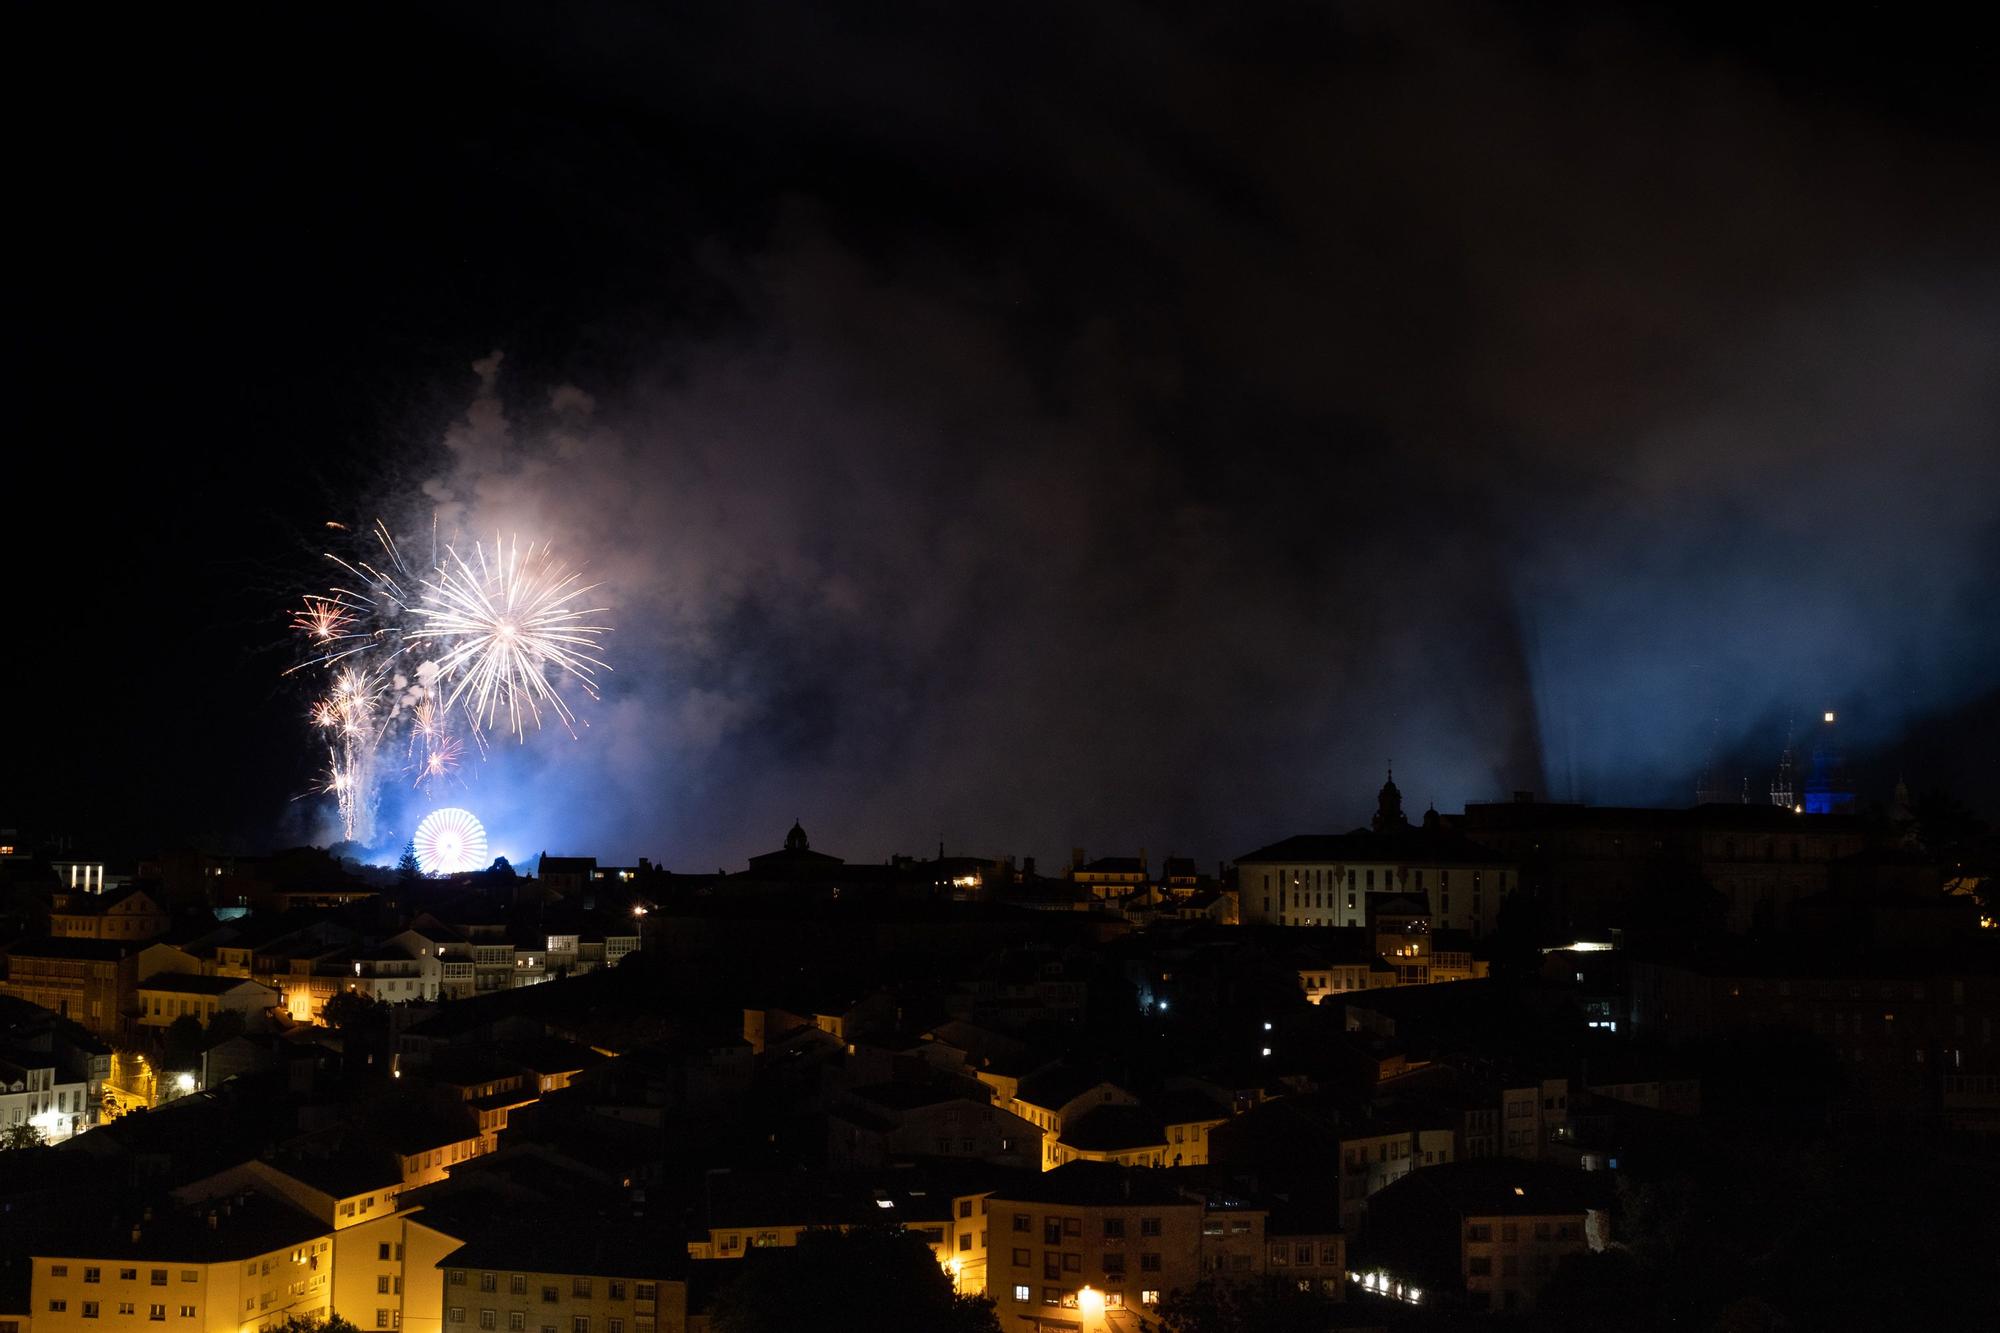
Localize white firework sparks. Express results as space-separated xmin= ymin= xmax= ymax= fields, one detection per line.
xmin=407 ymin=536 xmax=612 ymax=742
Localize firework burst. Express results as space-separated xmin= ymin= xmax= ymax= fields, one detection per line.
xmin=291 ymin=595 xmax=354 ymax=644
xmin=289 ymin=521 xmax=611 ymax=846
xmin=407 ymin=536 xmax=613 ymax=742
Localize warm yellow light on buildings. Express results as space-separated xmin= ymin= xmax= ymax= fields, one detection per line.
xmin=1077 ymin=1285 xmax=1105 ymax=1316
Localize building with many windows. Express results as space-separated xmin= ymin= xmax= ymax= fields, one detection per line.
xmin=30 ymin=1192 xmax=337 ymax=1333
xmin=0 ymin=1046 xmax=94 ymax=1142
xmin=48 ymin=887 xmax=170 ymax=942
xmin=1361 ymin=1160 xmax=1609 ymax=1313
xmin=0 ymin=938 xmax=138 ymax=1040
xmin=1236 ymin=778 xmax=1516 ymax=937
xmin=977 ymin=1163 xmax=1307 ymax=1325
xmin=135 ymin=975 xmax=276 ymax=1030
xmin=439 ymin=1229 xmax=688 ymax=1333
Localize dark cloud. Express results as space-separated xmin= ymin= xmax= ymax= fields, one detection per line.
xmin=12 ymin=2 xmax=1999 ymax=860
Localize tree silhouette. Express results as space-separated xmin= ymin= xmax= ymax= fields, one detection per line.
xmin=1158 ymin=1276 xmax=1345 ymax=1333
xmin=1 ymin=1122 xmax=47 ymax=1150
xmin=707 ymin=1225 xmax=998 ymax=1333
xmin=159 ymin=1015 xmax=205 ymax=1073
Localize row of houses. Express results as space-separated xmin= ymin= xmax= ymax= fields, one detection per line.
xmin=0 ymin=888 xmax=642 ymax=1043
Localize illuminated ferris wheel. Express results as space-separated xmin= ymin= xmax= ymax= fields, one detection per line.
xmin=412 ymin=807 xmax=488 ymax=874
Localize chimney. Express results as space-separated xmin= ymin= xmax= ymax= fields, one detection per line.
xmin=1072 ymin=847 xmax=1085 ymax=871
xmin=1139 ymin=847 xmax=1147 ymax=871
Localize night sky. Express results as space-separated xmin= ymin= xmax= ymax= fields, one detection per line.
xmin=11 ymin=2 xmax=1999 ymax=867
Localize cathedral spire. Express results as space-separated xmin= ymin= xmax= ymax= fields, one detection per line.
xmin=1372 ymin=766 xmax=1409 ymax=833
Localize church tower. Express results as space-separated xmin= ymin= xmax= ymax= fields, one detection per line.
xmin=1372 ymin=767 xmax=1410 ymax=833
xmin=1803 ymin=711 xmax=1856 ymax=815
xmin=1770 ymin=715 xmax=1798 ymax=809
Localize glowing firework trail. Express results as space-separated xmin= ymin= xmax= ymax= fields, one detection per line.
xmin=284 ymin=522 xmax=417 ymax=677
xmin=323 ymin=749 xmax=364 ymax=845
xmin=408 ymin=536 xmax=612 ymax=741
xmin=406 ymin=698 xmax=463 ymax=791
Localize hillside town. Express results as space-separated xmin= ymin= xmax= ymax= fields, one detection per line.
xmin=2 ymin=772 xmax=1995 ymax=1331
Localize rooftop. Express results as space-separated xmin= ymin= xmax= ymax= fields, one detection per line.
xmin=988 ymin=1161 xmax=1190 ymax=1209
xmin=1058 ymin=1104 xmax=1168 ymax=1153
xmin=137 ymin=972 xmax=265 ymax=996
xmin=31 ymin=1190 xmax=327 ymax=1264
xmin=439 ymin=1218 xmax=686 ymax=1280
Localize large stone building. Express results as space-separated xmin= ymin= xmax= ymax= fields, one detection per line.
xmin=0 ymin=938 xmax=139 ymax=1040
xmin=28 ymin=1157 xmax=463 ymax=1333
xmin=1236 ymin=775 xmax=1517 ymax=937
xmin=1450 ymin=795 xmax=1879 ymax=935
xmin=48 ymin=886 xmax=170 ymax=942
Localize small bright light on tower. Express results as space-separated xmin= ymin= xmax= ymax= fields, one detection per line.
xmin=1824 ymin=711 xmax=1836 ymax=723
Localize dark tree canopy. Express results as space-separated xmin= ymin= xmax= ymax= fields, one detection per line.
xmin=1 ymin=1122 xmax=47 ymax=1150
xmin=707 ymin=1225 xmax=998 ymax=1333
xmin=1156 ymin=1276 xmax=1346 ymax=1333
xmin=159 ymin=1014 xmax=206 ymax=1073
xmin=272 ymin=1316 xmax=364 ymax=1333
xmin=320 ymin=990 xmax=383 ymax=1032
